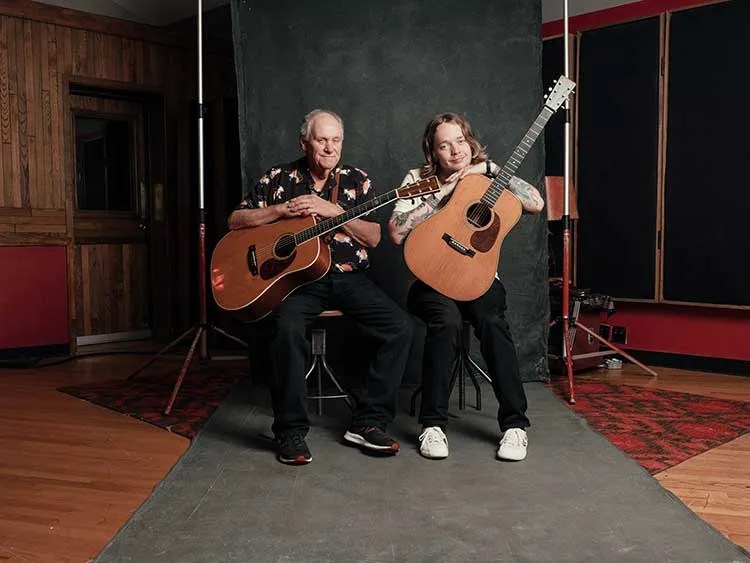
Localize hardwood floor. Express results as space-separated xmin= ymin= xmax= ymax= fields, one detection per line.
xmin=0 ymin=358 xmax=747 ymax=561
xmin=0 ymin=356 xmax=189 ymax=563
xmin=579 ymin=366 xmax=750 ymax=550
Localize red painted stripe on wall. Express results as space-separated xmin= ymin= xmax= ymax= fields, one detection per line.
xmin=542 ymin=0 xmax=726 ymax=37
xmin=0 ymin=246 xmax=69 ymax=348
xmin=608 ymin=303 xmax=750 ymax=361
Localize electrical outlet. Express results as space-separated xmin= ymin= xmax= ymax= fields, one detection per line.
xmin=599 ymin=323 xmax=611 ymax=340
xmin=612 ymin=326 xmax=627 ymax=344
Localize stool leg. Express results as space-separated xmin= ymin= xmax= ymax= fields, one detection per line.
xmin=305 ymin=328 xmax=352 ymax=413
xmin=304 ymin=356 xmax=320 ymax=380
xmin=468 ymin=356 xmax=492 ymax=384
xmin=463 ymin=352 xmax=482 ymax=411
xmin=320 ymin=356 xmax=354 ymax=409
xmin=457 ymin=358 xmax=466 ymax=411
xmin=316 ymin=361 xmax=324 ymax=416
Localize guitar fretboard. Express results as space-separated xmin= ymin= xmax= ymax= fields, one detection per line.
xmin=293 ymin=190 xmax=397 ymax=245
xmin=482 ymin=106 xmax=555 ymax=206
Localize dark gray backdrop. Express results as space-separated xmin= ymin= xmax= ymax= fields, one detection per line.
xmin=231 ymin=0 xmax=549 ymax=381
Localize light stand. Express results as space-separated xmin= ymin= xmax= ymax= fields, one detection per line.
xmin=130 ymin=0 xmax=247 ymax=414
xmin=556 ymin=0 xmax=656 ymax=404
xmin=560 ymin=0 xmax=575 ymax=403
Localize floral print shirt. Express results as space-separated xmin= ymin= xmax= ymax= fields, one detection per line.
xmin=236 ymin=157 xmax=375 ymax=272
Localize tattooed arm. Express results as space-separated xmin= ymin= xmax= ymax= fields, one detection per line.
xmin=508 ymin=176 xmax=545 ymax=214
xmin=388 ymin=196 xmax=439 ymax=246
xmin=483 ymin=161 xmax=544 ymax=213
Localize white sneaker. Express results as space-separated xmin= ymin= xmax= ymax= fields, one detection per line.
xmin=497 ymin=428 xmax=528 ymax=461
xmin=418 ymin=426 xmax=449 ymax=459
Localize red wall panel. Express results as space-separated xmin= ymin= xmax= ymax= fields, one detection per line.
xmin=0 ymin=246 xmax=69 ymax=349
xmin=609 ymin=304 xmax=750 ymax=361
xmin=545 ymin=0 xmax=748 ymax=363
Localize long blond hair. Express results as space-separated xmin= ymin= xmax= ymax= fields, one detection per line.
xmin=420 ymin=112 xmax=488 ymax=178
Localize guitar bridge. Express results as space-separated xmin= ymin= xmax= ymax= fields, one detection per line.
xmin=247 ymin=245 xmax=258 ymax=276
xmin=441 ymin=233 xmax=475 ymax=257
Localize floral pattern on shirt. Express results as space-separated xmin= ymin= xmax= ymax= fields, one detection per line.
xmin=236 ymin=157 xmax=376 ymax=272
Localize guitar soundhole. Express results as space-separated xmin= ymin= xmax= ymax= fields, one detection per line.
xmin=274 ymin=234 xmax=297 ymax=259
xmin=466 ymin=203 xmax=492 ymax=229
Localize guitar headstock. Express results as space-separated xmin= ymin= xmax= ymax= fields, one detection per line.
xmin=395 ymin=175 xmax=440 ymax=199
xmin=544 ymin=75 xmax=576 ymax=112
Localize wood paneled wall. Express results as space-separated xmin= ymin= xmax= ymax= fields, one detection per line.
xmin=0 ymin=10 xmax=189 ymax=242
xmin=0 ymin=1 xmax=195 ymax=347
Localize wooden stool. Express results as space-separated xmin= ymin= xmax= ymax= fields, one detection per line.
xmin=410 ymin=320 xmax=492 ymax=416
xmin=305 ymin=310 xmax=354 ymax=415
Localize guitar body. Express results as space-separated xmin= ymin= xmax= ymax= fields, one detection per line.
xmin=404 ymin=174 xmax=522 ymax=301
xmin=210 ymin=216 xmax=331 ymax=321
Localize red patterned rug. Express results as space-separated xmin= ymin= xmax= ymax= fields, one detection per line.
xmin=550 ymin=380 xmax=750 ymax=474
xmin=58 ymin=364 xmax=246 ymax=439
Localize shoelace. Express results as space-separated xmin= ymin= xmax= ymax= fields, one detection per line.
xmin=282 ymin=433 xmax=306 ymax=449
xmin=419 ymin=427 xmax=447 ymax=445
xmin=502 ymin=429 xmax=527 ymax=446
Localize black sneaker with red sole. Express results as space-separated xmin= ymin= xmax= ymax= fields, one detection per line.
xmin=276 ymin=432 xmax=312 ymax=465
xmin=343 ymin=426 xmax=399 ymax=454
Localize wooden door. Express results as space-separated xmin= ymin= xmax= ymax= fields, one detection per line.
xmin=70 ymin=94 xmax=152 ymax=345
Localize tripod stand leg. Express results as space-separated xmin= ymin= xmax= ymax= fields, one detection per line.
xmin=128 ymin=326 xmax=197 ymax=379
xmin=208 ymin=324 xmax=249 ymax=350
xmin=164 ymin=326 xmax=203 ymax=415
xmin=574 ymin=321 xmax=658 ymax=377
xmin=563 ymin=317 xmax=576 ymax=404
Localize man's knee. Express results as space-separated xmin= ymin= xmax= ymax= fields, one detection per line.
xmin=477 ymin=313 xmax=511 ymax=337
xmin=426 ymin=308 xmax=462 ymax=335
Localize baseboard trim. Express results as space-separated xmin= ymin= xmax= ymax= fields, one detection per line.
xmin=0 ymin=344 xmax=71 ymax=366
xmin=627 ymin=350 xmax=750 ymax=377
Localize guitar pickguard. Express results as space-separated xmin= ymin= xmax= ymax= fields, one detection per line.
xmin=470 ymin=214 xmax=500 ymax=253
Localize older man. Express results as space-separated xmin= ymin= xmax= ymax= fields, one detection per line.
xmin=229 ymin=109 xmax=413 ymax=465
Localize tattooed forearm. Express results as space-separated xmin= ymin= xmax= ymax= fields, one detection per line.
xmin=389 ymin=200 xmax=438 ymax=245
xmin=508 ymin=176 xmax=545 ymax=213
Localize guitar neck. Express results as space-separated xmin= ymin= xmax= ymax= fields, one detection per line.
xmin=294 ymin=189 xmax=398 ymax=244
xmin=482 ymin=106 xmax=555 ymax=207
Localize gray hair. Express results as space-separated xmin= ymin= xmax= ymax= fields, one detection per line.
xmin=299 ymin=109 xmax=344 ymax=141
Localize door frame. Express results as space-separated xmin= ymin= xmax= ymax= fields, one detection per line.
xmin=63 ymin=75 xmax=169 ymax=353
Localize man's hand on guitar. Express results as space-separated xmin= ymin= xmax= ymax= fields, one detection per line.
xmin=287 ymin=194 xmax=343 ymax=218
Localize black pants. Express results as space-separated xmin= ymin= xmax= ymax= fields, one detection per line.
xmin=408 ymin=279 xmax=530 ymax=432
xmin=268 ymin=271 xmax=414 ymax=438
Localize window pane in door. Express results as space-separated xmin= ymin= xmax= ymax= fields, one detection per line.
xmin=75 ymin=116 xmax=134 ymax=212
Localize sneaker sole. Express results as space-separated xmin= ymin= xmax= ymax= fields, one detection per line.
xmin=343 ymin=431 xmax=399 ymax=453
xmin=496 ymin=451 xmax=527 ymax=462
xmin=419 ymin=450 xmax=448 ymax=460
xmin=278 ymin=454 xmax=312 ymax=465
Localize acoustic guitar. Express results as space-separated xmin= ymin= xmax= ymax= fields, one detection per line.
xmin=404 ymin=76 xmax=576 ymax=301
xmin=211 ymin=175 xmax=439 ymax=320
